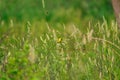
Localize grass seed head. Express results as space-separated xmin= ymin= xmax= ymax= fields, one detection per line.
xmin=28 ymin=45 xmax=37 ymax=64
xmin=87 ymin=29 xmax=93 ymax=42
xmin=82 ymin=35 xmax=87 ymax=45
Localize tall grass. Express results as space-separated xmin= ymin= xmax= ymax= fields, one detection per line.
xmin=0 ymin=20 xmax=120 ymax=80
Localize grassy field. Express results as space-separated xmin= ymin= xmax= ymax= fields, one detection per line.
xmin=0 ymin=0 xmax=120 ymax=80
xmin=0 ymin=19 xmax=120 ymax=80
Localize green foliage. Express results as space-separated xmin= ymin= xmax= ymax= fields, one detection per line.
xmin=0 ymin=0 xmax=114 ymax=22
xmin=0 ymin=0 xmax=119 ymax=80
xmin=0 ymin=20 xmax=120 ymax=80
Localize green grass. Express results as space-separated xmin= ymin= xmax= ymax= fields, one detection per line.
xmin=0 ymin=20 xmax=120 ymax=80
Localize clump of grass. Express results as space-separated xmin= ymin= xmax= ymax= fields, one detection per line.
xmin=0 ymin=20 xmax=120 ymax=80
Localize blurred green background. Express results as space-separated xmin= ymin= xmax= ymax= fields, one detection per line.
xmin=0 ymin=0 xmax=114 ymax=23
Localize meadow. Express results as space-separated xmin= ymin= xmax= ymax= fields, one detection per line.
xmin=0 ymin=19 xmax=120 ymax=80
xmin=0 ymin=0 xmax=120 ymax=80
